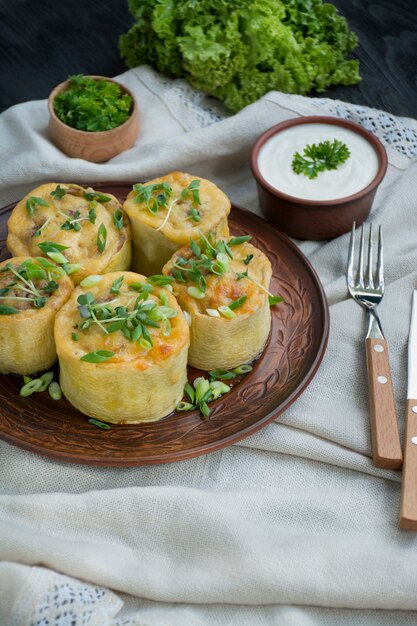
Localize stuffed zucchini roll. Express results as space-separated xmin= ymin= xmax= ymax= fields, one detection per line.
xmin=7 ymin=183 xmax=131 ymax=285
xmin=0 ymin=256 xmax=73 ymax=375
xmin=162 ymin=234 xmax=276 ymax=371
xmin=54 ymin=271 xmax=189 ymax=424
xmin=123 ymin=171 xmax=230 ymax=276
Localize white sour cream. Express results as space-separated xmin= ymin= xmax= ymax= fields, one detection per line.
xmin=257 ymin=123 xmax=379 ymax=201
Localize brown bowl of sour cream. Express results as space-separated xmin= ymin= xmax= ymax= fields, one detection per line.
xmin=250 ymin=116 xmax=387 ymax=240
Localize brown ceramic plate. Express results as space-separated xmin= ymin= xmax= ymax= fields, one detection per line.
xmin=0 ymin=183 xmax=329 ymax=466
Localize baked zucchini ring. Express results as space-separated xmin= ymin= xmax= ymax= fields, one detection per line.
xmin=54 ymin=271 xmax=189 ymax=424
xmin=7 ymin=183 xmax=131 ymax=285
xmin=123 ymin=171 xmax=230 ymax=276
xmin=0 ymin=256 xmax=73 ymax=375
xmin=162 ymin=234 xmax=275 ymax=371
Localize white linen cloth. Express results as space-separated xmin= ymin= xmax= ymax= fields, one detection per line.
xmin=1 ymin=66 xmax=417 ymax=626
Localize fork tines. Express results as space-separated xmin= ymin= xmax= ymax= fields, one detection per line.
xmin=348 ymin=222 xmax=384 ymax=292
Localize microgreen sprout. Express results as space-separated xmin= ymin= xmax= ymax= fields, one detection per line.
xmin=0 ymin=259 xmax=62 ymax=313
xmin=181 ymin=179 xmax=201 ymax=206
xmin=59 ymin=206 xmax=97 ymax=232
xmin=74 ymin=282 xmax=178 ymax=357
xmin=133 ymin=182 xmax=173 ymax=214
xmin=50 ymin=185 xmax=67 ymax=200
xmin=236 ymin=270 xmax=283 ymax=306
xmin=34 ymin=216 xmax=53 ymax=237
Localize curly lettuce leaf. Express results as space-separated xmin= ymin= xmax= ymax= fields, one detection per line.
xmin=119 ymin=0 xmax=360 ymax=112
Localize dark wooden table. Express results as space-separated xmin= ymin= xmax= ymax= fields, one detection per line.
xmin=0 ymin=0 xmax=416 ymax=117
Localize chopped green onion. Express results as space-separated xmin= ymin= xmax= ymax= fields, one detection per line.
xmin=232 ymin=364 xmax=253 ymax=375
xmin=139 ymin=338 xmax=152 ymax=351
xmin=187 ymin=286 xmax=205 ymax=299
xmin=206 ymin=308 xmax=220 ymax=317
xmin=97 ymin=223 xmax=107 ymax=253
xmin=208 ymin=369 xmax=237 ymax=380
xmin=46 ymin=251 xmax=68 ymax=264
xmin=88 ymin=418 xmax=111 ymax=429
xmin=38 ymin=371 xmax=54 ymax=392
xmin=113 ymin=209 xmax=124 ymax=230
xmin=176 ymin=401 xmax=195 ymax=412
xmin=62 ymin=263 xmax=82 ymax=275
xmin=182 ymin=310 xmax=192 ymax=326
xmin=195 ymin=378 xmax=210 ymax=404
xmin=72 ymin=332 xmax=79 ymax=341
xmin=80 ymin=275 xmax=102 ymax=287
xmin=218 ymin=305 xmax=237 ymax=319
xmin=48 ymin=381 xmax=62 ymax=400
xmin=20 ymin=379 xmax=43 ymax=396
xmin=23 ymin=375 xmax=32 ymax=384
xmin=184 ymin=382 xmax=195 ymax=403
xmin=199 ymin=401 xmax=211 ymax=419
xmin=228 ymin=235 xmax=252 ymax=246
xmin=0 ymin=305 xmax=20 ymax=315
xmin=229 ymin=296 xmax=247 ymax=310
xmin=84 ymin=192 xmax=111 ymax=203
xmin=80 ymin=350 xmax=115 ymax=363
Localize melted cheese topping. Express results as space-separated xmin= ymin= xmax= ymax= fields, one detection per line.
xmin=0 ymin=257 xmax=73 ymax=316
xmin=163 ymin=240 xmax=272 ymax=316
xmin=7 ymin=183 xmax=128 ymax=277
xmin=55 ymin=272 xmax=190 ymax=370
xmin=123 ymin=171 xmax=231 ymax=245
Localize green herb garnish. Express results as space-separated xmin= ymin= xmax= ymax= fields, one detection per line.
xmin=236 ymin=269 xmax=283 ymax=307
xmin=292 ymin=139 xmax=351 ymax=179
xmin=51 ymin=185 xmax=67 ymax=199
xmin=75 ymin=286 xmax=177 ymax=350
xmin=53 ymin=75 xmax=132 ymax=132
xmin=119 ymin=1 xmax=360 ymax=113
xmin=26 ymin=196 xmax=49 ymax=216
xmin=181 ymin=179 xmax=201 ymax=206
xmin=0 ymin=259 xmax=62 ymax=313
xmin=133 ymin=182 xmax=173 ymax=215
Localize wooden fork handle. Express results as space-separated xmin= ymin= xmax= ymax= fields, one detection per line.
xmin=366 ymin=338 xmax=403 ymax=469
xmin=400 ymin=399 xmax=417 ymax=529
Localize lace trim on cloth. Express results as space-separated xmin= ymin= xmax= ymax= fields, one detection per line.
xmin=6 ymin=566 xmax=125 ymax=626
xmin=134 ymin=66 xmax=417 ymax=170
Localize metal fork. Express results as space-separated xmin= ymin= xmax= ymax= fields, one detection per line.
xmin=347 ymin=222 xmax=402 ymax=469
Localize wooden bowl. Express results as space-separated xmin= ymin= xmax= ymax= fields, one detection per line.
xmin=250 ymin=116 xmax=388 ymax=241
xmin=48 ymin=76 xmax=139 ymax=163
